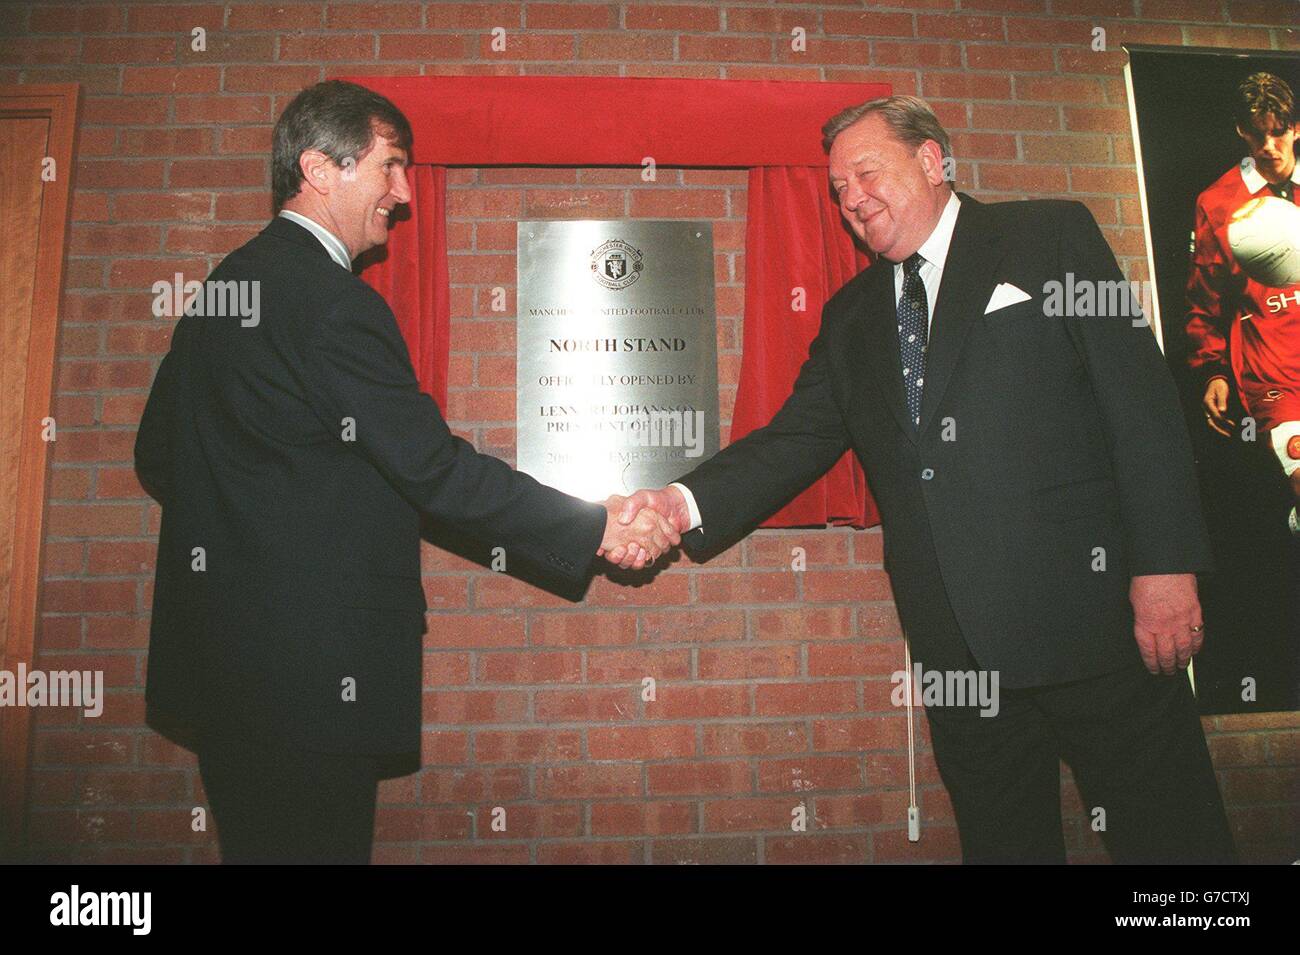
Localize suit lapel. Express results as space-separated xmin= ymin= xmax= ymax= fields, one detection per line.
xmin=917 ymin=196 xmax=1007 ymax=434
xmin=849 ymin=259 xmax=917 ymax=442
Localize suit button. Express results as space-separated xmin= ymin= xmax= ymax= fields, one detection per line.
xmin=921 ymin=468 xmax=935 ymax=481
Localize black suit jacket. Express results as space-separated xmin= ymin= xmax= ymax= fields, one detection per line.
xmin=676 ymin=195 xmax=1212 ymax=687
xmin=135 ymin=215 xmax=606 ymax=761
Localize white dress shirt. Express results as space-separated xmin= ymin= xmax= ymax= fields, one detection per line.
xmin=893 ymin=189 xmax=960 ymax=335
xmin=672 ymin=190 xmax=963 ymax=532
xmin=277 ymin=209 xmax=353 ymax=271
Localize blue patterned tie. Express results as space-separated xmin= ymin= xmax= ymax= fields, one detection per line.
xmin=898 ymin=251 xmax=929 ymax=429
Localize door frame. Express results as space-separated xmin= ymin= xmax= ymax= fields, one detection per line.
xmin=0 ymin=83 xmax=79 ymax=860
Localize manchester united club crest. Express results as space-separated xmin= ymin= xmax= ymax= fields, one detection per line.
xmin=591 ymin=238 xmax=644 ymax=290
xmin=1288 ymin=435 xmax=1300 ymax=461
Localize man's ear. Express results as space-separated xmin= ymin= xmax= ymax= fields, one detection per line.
xmin=918 ymin=139 xmax=946 ymax=186
xmin=297 ymin=149 xmax=334 ymax=197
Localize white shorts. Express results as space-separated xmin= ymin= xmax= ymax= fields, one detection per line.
xmin=1271 ymin=421 xmax=1300 ymax=478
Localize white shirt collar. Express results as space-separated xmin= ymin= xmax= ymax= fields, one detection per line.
xmin=911 ymin=189 xmax=961 ymax=270
xmin=1239 ymin=157 xmax=1300 ymax=195
xmin=277 ymin=209 xmax=352 ymax=271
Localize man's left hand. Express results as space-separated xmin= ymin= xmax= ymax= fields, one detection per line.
xmin=1130 ymin=573 xmax=1204 ymax=675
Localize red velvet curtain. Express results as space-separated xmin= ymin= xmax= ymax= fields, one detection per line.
xmin=737 ymin=166 xmax=877 ymax=528
xmin=347 ymin=76 xmax=887 ymax=528
xmin=357 ymin=165 xmax=449 ymax=406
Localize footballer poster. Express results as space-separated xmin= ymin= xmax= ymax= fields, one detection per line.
xmin=1126 ymin=45 xmax=1300 ymax=715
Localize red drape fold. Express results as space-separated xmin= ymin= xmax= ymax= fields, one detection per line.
xmin=338 ymin=75 xmax=890 ymax=168
xmin=358 ymin=165 xmax=450 ymax=408
xmin=735 ymin=166 xmax=878 ymax=528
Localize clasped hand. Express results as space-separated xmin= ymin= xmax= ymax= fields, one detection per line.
xmin=598 ymin=493 xmax=681 ymax=570
xmin=596 ymin=486 xmax=693 ymax=570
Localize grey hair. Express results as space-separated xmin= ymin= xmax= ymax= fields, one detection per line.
xmin=272 ymin=80 xmax=413 ymax=213
xmin=821 ymin=94 xmax=952 ymax=163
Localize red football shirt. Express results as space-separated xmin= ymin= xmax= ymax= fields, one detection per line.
xmin=1184 ymin=159 xmax=1300 ymax=430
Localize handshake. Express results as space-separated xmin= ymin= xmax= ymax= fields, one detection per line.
xmin=597 ymin=485 xmax=694 ymax=570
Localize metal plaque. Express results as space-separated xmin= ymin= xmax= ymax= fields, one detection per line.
xmin=517 ymin=220 xmax=720 ymax=501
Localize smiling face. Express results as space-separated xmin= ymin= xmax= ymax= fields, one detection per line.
xmin=294 ymin=122 xmax=411 ymax=260
xmin=1238 ymin=111 xmax=1299 ymax=185
xmin=827 ymin=112 xmax=951 ymax=263
xmin=329 ymin=125 xmax=410 ymax=258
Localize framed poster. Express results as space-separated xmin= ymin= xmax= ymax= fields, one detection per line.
xmin=1126 ymin=45 xmax=1299 ymax=714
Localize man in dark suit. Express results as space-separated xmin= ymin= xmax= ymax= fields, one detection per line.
xmin=134 ymin=80 xmax=676 ymax=863
xmin=614 ymin=96 xmax=1236 ymax=863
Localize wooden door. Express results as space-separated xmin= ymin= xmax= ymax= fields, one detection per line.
xmin=0 ymin=84 xmax=78 ymax=860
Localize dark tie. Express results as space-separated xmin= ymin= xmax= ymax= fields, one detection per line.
xmin=1267 ymin=179 xmax=1294 ymax=203
xmin=898 ymin=251 xmax=929 ymax=428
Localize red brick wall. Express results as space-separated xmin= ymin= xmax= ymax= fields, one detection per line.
xmin=5 ymin=0 xmax=1296 ymax=864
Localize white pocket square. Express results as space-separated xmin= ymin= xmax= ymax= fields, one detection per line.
xmin=984 ymin=282 xmax=1032 ymax=314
